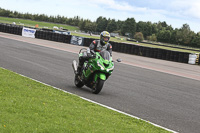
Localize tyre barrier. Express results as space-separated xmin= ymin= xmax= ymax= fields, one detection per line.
xmin=145 ymin=47 xmax=150 ymax=57
xmin=0 ymin=23 xmax=72 ymax=44
xmin=153 ymin=48 xmax=158 ymax=58
xmin=157 ymin=49 xmax=163 ymax=59
xmin=109 ymin=41 xmax=190 ymax=64
xmin=149 ymin=48 xmax=155 ymax=58
xmin=183 ymin=52 xmax=189 ymax=63
xmin=119 ymin=43 xmax=125 ymax=53
xmin=178 ymin=52 xmax=183 ymax=63
xmin=173 ymin=51 xmax=178 ymax=62
xmin=83 ymin=38 xmax=93 ymax=47
xmin=0 ymin=23 xmax=23 ymax=35
xmin=115 ymin=42 xmax=121 ymax=52
xmin=138 ymin=46 xmax=144 ymax=56
xmin=161 ymin=49 xmax=167 ymax=60
xmin=169 ymin=51 xmax=175 ymax=61
xmin=111 ymin=41 xmax=117 ymax=51
xmin=35 ymin=30 xmax=41 ymax=39
xmin=34 ymin=29 xmax=72 ymax=43
xmin=130 ymin=45 xmax=135 ymax=55
xmin=0 ymin=23 xmax=194 ymax=64
xmin=0 ymin=23 xmax=3 ymax=32
xmin=127 ymin=44 xmax=132 ymax=54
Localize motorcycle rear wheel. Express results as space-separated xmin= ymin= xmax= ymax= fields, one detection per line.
xmin=92 ymin=78 xmax=104 ymax=94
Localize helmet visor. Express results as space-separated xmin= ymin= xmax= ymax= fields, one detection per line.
xmin=103 ymin=37 xmax=109 ymax=42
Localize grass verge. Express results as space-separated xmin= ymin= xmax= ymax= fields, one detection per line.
xmin=0 ymin=67 xmax=171 ymax=133
xmin=0 ymin=16 xmax=79 ymax=31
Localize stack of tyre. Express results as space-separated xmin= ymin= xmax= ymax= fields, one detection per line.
xmin=0 ymin=23 xmax=23 ymax=35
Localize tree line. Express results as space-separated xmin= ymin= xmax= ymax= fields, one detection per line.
xmin=0 ymin=7 xmax=200 ymax=48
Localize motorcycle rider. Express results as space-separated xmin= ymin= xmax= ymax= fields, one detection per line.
xmin=77 ymin=31 xmax=112 ymax=75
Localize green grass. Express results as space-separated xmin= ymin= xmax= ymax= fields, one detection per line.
xmin=0 ymin=16 xmax=79 ymax=31
xmin=136 ymin=43 xmax=200 ymax=53
xmin=153 ymin=42 xmax=200 ymax=50
xmin=71 ymin=32 xmax=100 ymax=39
xmin=0 ymin=67 xmax=171 ymax=133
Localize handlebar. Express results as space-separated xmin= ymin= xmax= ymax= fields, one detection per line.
xmin=79 ymin=48 xmax=96 ymax=58
xmin=79 ymin=48 xmax=87 ymax=54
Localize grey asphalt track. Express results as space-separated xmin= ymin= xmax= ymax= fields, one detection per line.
xmin=1 ymin=35 xmax=200 ymax=133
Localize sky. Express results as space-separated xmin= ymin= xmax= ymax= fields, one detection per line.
xmin=1 ymin=0 xmax=200 ymax=33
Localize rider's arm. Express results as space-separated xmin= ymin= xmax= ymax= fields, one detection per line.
xmin=107 ymin=43 xmax=112 ymax=56
xmin=87 ymin=40 xmax=97 ymax=57
xmin=89 ymin=40 xmax=97 ymax=51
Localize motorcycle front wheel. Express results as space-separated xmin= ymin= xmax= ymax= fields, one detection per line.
xmin=74 ymin=75 xmax=84 ymax=88
xmin=92 ymin=78 xmax=104 ymax=94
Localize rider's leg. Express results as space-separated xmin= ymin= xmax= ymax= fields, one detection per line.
xmin=77 ymin=57 xmax=84 ymax=75
xmin=77 ymin=52 xmax=88 ymax=75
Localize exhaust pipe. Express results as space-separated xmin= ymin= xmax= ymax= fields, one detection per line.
xmin=72 ymin=60 xmax=78 ymax=74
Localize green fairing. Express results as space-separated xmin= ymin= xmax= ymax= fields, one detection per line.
xmin=75 ymin=49 xmax=114 ymax=94
xmin=80 ymin=52 xmax=114 ymax=81
xmin=95 ymin=73 xmax=106 ymax=81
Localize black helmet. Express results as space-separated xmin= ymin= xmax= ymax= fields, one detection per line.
xmin=100 ymin=31 xmax=110 ymax=45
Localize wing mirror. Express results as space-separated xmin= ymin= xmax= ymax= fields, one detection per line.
xmin=116 ymin=58 xmax=122 ymax=62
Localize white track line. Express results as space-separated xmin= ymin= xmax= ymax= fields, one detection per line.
xmin=1 ymin=67 xmax=178 ymax=133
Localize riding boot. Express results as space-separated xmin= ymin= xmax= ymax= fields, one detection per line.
xmin=77 ymin=53 xmax=88 ymax=75
xmin=77 ymin=64 xmax=82 ymax=75
xmin=77 ymin=58 xmax=84 ymax=75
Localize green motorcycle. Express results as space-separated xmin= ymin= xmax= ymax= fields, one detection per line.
xmin=72 ymin=48 xmax=117 ymax=94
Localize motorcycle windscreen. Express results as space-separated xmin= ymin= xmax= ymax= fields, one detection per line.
xmin=100 ymin=50 xmax=110 ymax=60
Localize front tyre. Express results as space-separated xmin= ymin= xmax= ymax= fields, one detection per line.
xmin=92 ymin=79 xmax=104 ymax=94
xmin=74 ymin=75 xmax=84 ymax=88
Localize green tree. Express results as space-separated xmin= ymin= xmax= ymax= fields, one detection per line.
xmin=180 ymin=24 xmax=194 ymax=46
xmin=148 ymin=34 xmax=157 ymax=42
xmin=8 ymin=12 xmax=15 ymax=18
xmin=85 ymin=22 xmax=96 ymax=32
xmin=157 ymin=29 xmax=171 ymax=43
xmin=96 ymin=16 xmax=108 ymax=32
xmin=152 ymin=23 xmax=158 ymax=35
xmin=134 ymin=32 xmax=144 ymax=42
xmin=169 ymin=29 xmax=178 ymax=44
xmin=143 ymin=21 xmax=152 ymax=38
xmin=136 ymin=21 xmax=145 ymax=32
xmin=106 ymin=19 xmax=117 ymax=32
xmin=190 ymin=33 xmax=200 ymax=47
xmin=72 ymin=16 xmax=81 ymax=26
xmin=121 ymin=18 xmax=136 ymax=38
xmin=79 ymin=20 xmax=87 ymax=31
xmin=116 ymin=20 xmax=124 ymax=32
xmin=160 ymin=21 xmax=168 ymax=27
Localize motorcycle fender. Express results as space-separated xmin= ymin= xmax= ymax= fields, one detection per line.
xmin=95 ymin=73 xmax=106 ymax=81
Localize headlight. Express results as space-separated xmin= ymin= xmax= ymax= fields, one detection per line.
xmin=97 ymin=61 xmax=105 ymax=70
xmin=107 ymin=66 xmax=114 ymax=72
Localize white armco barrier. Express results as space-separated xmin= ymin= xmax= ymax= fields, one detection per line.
xmin=22 ymin=27 xmax=36 ymax=38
